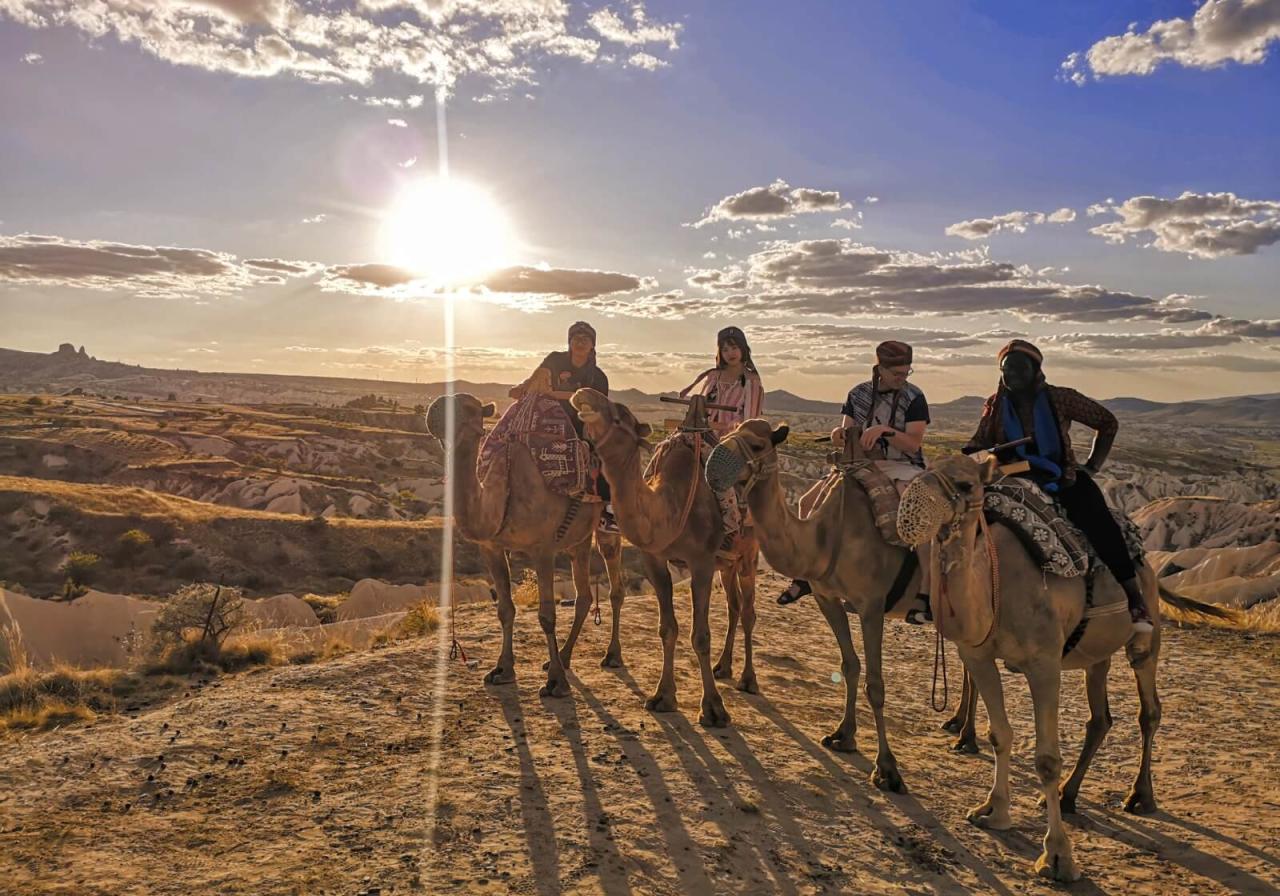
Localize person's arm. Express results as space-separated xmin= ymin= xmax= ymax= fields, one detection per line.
xmin=680 ymin=368 xmax=714 ymax=399
xmin=963 ymin=394 xmax=998 ymax=454
xmin=1058 ymin=387 xmax=1118 ymax=472
xmin=747 ymin=373 xmax=764 ymax=418
xmin=511 ymin=354 xmax=558 ymax=398
xmin=834 ymin=389 xmax=859 ymax=447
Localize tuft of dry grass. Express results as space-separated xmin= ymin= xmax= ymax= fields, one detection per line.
xmin=399 ymin=601 xmax=441 ymax=638
xmin=146 ymin=632 xmax=284 ymax=675
xmin=512 ymin=570 xmax=540 ymax=609
xmin=0 ymin=663 xmax=180 ymax=733
xmin=289 ymin=637 xmax=354 ymax=665
xmin=1161 ymin=596 xmax=1280 ymax=636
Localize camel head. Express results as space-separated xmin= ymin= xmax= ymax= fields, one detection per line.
xmin=570 ymin=388 xmax=651 ymax=458
xmin=425 ymin=393 xmax=497 ymax=444
xmin=897 ymin=453 xmax=1000 ymax=547
xmin=705 ymin=419 xmax=789 ymax=494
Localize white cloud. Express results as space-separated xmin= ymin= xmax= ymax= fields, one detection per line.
xmin=301 ymin=213 xmax=327 ymax=224
xmin=946 ymin=207 xmax=1076 ymax=240
xmin=830 ymin=218 xmax=861 ymax=230
xmin=1063 ymin=0 xmax=1280 ymax=82
xmin=1088 ymin=190 xmax=1280 ymax=258
xmin=21 ymin=51 xmax=42 ymax=64
xmin=0 ymin=1 xmax=680 ymax=94
xmin=692 ymin=180 xmax=852 ymax=227
xmin=386 ymin=117 xmax=407 ymax=127
xmin=627 ymin=51 xmax=666 ymax=70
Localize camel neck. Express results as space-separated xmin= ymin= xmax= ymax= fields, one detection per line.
xmin=594 ymin=430 xmax=671 ymax=549
xmin=745 ymin=461 xmax=831 ymax=580
xmin=447 ymin=433 xmax=486 ymax=534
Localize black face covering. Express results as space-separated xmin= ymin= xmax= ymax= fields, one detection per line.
xmin=1000 ymin=352 xmax=1038 ymax=394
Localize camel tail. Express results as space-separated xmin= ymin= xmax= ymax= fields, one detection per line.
xmin=1157 ymin=582 xmax=1239 ymax=623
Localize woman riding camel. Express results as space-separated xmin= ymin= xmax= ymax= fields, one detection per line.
xmin=965 ymin=339 xmax=1153 ymax=634
xmin=510 ymin=321 xmax=617 ymax=530
xmin=777 ymin=340 xmax=932 ymax=623
xmin=680 ymin=326 xmax=765 ymax=555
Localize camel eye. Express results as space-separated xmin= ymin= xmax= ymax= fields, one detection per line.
xmin=955 ymin=480 xmax=973 ymax=492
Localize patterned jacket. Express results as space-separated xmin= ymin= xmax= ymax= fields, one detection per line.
xmin=964 ymin=385 xmax=1117 ymax=487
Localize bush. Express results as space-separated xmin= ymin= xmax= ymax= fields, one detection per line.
xmin=25 ymin=396 xmax=43 ymax=406
xmin=151 ymin=583 xmax=246 ymax=657
xmin=399 ymin=601 xmax=441 ymax=638
xmin=63 ymin=552 xmax=101 ymax=586
xmin=113 ymin=529 xmax=153 ymax=566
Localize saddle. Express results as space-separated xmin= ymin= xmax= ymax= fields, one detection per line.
xmin=478 ymin=394 xmax=597 ymax=500
xmin=983 ymin=476 xmax=1145 ymax=579
xmin=810 ymin=426 xmax=908 ymax=548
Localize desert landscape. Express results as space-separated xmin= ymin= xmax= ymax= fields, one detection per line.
xmin=1 ymin=345 xmax=1278 ymax=894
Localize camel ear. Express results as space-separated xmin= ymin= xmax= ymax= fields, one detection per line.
xmin=636 ymin=422 xmax=652 ymax=439
xmin=770 ymin=424 xmax=790 ymax=446
xmin=481 ymin=402 xmax=497 ymax=418
xmin=977 ymin=454 xmax=1000 ymax=484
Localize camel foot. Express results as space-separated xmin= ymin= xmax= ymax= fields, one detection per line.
xmin=966 ymin=800 xmax=1013 ymax=831
xmin=1035 ymin=847 xmax=1081 ymax=883
xmin=599 ymin=648 xmax=624 ymax=669
xmin=539 ymin=677 xmax=570 ymax=699
xmin=1123 ymin=790 xmax=1158 ymax=815
xmin=699 ymin=697 xmax=730 ymax=729
xmin=821 ymin=731 xmax=857 ymax=753
xmin=712 ymin=659 xmax=733 ymax=681
xmin=735 ymin=671 xmax=759 ymax=694
xmin=951 ymin=735 xmax=980 ymax=755
xmin=940 ymin=716 xmax=963 ymax=734
xmin=483 ymin=665 xmax=515 ymax=686
xmin=871 ymin=762 xmax=905 ymax=793
xmin=644 ymin=692 xmax=678 ymax=713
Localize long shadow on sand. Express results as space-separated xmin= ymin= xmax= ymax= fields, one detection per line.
xmin=571 ymin=677 xmax=719 ymax=894
xmin=494 ymin=684 xmax=562 ymax=896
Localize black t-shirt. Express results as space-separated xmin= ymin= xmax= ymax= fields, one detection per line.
xmin=539 ymin=351 xmax=608 ymax=432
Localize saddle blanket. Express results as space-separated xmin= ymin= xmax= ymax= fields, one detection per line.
xmin=478 ymin=394 xmax=595 ymax=499
xmin=983 ymin=477 xmax=1144 ymax=579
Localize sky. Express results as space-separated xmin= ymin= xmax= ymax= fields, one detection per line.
xmin=1 ymin=0 xmax=1279 ymax=402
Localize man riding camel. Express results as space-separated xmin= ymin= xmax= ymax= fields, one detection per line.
xmin=777 ymin=339 xmax=933 ymax=623
xmin=510 ymin=321 xmax=617 ymax=531
xmin=964 ymin=339 xmax=1153 ymax=634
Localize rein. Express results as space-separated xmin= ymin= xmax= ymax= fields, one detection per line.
xmin=926 ymin=468 xmax=1001 ymax=650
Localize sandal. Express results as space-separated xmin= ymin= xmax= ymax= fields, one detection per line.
xmin=777 ymin=579 xmax=812 ymax=605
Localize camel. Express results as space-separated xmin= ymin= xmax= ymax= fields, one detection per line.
xmin=897 ymin=452 xmax=1234 ymax=882
xmin=425 ymin=392 xmax=624 ymax=698
xmin=705 ymin=419 xmax=921 ymax=791
xmin=570 ymin=388 xmax=761 ymax=728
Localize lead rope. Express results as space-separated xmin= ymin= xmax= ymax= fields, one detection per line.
xmin=592 ymin=575 xmax=602 ymax=626
xmin=931 ymin=627 xmax=949 ymax=712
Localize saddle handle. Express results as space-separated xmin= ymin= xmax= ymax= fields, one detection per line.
xmin=659 ymin=395 xmax=737 ymax=412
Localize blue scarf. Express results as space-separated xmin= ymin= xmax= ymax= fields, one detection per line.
xmin=1001 ymin=389 xmax=1064 ymax=492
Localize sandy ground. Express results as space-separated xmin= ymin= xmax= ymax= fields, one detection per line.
xmin=1 ymin=569 xmax=1278 ymax=896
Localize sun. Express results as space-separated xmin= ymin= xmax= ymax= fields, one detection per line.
xmin=381 ymin=176 xmax=518 ymax=287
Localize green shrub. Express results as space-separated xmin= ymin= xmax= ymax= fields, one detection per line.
xmin=63 ymin=552 xmax=101 ymax=586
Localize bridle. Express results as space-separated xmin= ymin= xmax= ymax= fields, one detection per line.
xmin=716 ymin=433 xmax=778 ymax=497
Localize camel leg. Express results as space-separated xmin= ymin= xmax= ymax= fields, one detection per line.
xmin=597 ymin=532 xmax=626 ymax=668
xmin=815 ymin=593 xmax=860 ymax=753
xmin=534 ymin=551 xmax=570 ymax=699
xmin=555 ymin=539 xmax=595 ymax=671
xmin=948 ymin=670 xmax=980 ymax=754
xmin=858 ymin=606 xmax=904 ymax=792
xmin=481 ymin=546 xmax=516 ymax=686
xmin=1025 ymin=659 xmax=1080 ymax=883
xmin=964 ymin=656 xmax=1013 ymax=830
xmin=735 ymin=542 xmax=759 ymax=694
xmin=642 ymin=552 xmax=679 ymax=713
xmin=1124 ymin=646 xmax=1162 ymax=814
xmin=713 ymin=564 xmax=740 ymax=682
xmin=690 ymin=560 xmax=730 ymax=728
xmin=1058 ymin=658 xmax=1112 ymax=815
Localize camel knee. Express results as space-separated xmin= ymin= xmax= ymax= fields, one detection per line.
xmin=658 ymin=619 xmax=678 ymax=643
xmin=691 ymin=628 xmax=712 ymax=656
xmin=987 ymin=724 xmax=1010 ymax=753
xmin=496 ymin=602 xmax=515 ymax=627
xmin=1035 ymin=752 xmax=1062 ymax=785
xmin=1085 ymin=713 xmax=1112 ymax=740
xmin=537 ymin=611 xmax=557 ymax=635
xmin=1138 ymin=703 xmax=1161 ymax=736
xmin=864 ymin=676 xmax=885 ymax=708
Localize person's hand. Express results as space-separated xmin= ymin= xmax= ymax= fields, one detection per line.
xmin=860 ymin=425 xmax=893 ymax=451
xmin=508 ymin=385 xmax=524 ymax=399
xmin=830 ymin=426 xmax=845 ymax=448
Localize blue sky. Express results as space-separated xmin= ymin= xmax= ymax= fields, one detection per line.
xmin=1 ymin=1 xmax=1278 ymax=401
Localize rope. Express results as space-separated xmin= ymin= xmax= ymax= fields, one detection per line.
xmin=931 ymin=627 xmax=949 ymax=712
xmin=974 ymin=511 xmax=1001 ymax=648
xmin=647 ymin=435 xmax=704 ymax=555
xmin=592 ymin=575 xmax=602 ymax=626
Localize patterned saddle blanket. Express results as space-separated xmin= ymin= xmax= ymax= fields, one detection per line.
xmin=804 ymin=460 xmax=907 ymax=548
xmin=983 ymin=477 xmax=1144 ymax=579
xmin=478 ymin=394 xmax=596 ymax=500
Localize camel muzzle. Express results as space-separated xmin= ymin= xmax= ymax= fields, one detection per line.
xmin=704 ymin=443 xmax=746 ymax=492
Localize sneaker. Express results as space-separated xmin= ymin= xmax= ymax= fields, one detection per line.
xmin=598 ymin=506 xmax=620 ymax=534
xmin=1130 ymin=603 xmax=1154 ymax=634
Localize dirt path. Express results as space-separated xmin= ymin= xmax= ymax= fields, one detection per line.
xmin=2 ymin=569 xmax=1277 ymax=895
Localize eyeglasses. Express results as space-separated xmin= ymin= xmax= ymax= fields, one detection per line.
xmin=883 ymin=366 xmax=912 ymax=377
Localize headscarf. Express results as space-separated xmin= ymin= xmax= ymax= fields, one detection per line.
xmin=568 ymin=321 xmax=597 ymax=346
xmin=875 ymin=340 xmax=913 ymax=368
xmin=997 ymin=339 xmax=1043 ymax=368
xmin=715 ymin=325 xmax=758 ymax=377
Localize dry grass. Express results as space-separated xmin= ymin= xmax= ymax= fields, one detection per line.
xmin=0 ymin=663 xmax=180 ymax=733
xmin=146 ymin=633 xmax=285 ymax=676
xmin=300 ymin=593 xmax=344 ymax=623
xmin=512 ymin=570 xmax=540 ymax=609
xmin=288 ymin=637 xmax=354 ymax=666
xmin=398 ymin=601 xmax=441 ymax=638
xmin=1160 ymin=595 xmax=1280 ymax=636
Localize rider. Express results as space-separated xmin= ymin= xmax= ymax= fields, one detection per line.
xmin=777 ymin=340 xmax=932 ymax=623
xmin=510 ymin=321 xmax=617 ymax=531
xmin=965 ymin=339 xmax=1153 ymax=634
xmin=681 ymin=326 xmax=765 ymax=555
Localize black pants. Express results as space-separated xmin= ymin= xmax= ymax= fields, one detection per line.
xmin=1056 ymin=470 xmax=1135 ymax=584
